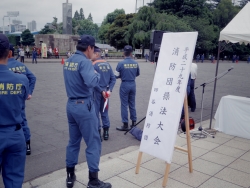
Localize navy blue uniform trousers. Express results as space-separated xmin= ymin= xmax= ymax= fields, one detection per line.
xmin=120 ymin=81 xmax=137 ymax=123
xmin=66 ymin=98 xmax=101 ymax=172
xmin=21 ymin=105 xmax=30 ymax=142
xmin=189 ymin=79 xmax=196 ymax=111
xmin=0 ymin=125 xmax=26 ymax=188
xmin=94 ymin=91 xmax=110 ymax=130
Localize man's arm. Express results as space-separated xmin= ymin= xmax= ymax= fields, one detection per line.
xmin=136 ymin=63 xmax=140 ymax=77
xmin=108 ymin=65 xmax=116 ymax=92
xmin=115 ymin=62 xmax=121 ymax=79
xmin=24 ymin=66 xmax=36 ymax=99
xmin=80 ymin=60 xmax=100 ymax=88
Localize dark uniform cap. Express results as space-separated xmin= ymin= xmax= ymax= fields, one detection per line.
xmin=124 ymin=45 xmax=133 ymax=52
xmin=78 ymin=35 xmax=97 ymax=48
xmin=9 ymin=44 xmax=14 ymax=51
xmin=0 ymin=34 xmax=10 ymax=50
xmin=94 ymin=47 xmax=101 ymax=53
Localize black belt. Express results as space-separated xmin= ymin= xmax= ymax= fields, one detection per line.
xmin=122 ymin=80 xmax=134 ymax=82
xmin=0 ymin=124 xmax=21 ymax=131
xmin=69 ymin=97 xmax=88 ymax=100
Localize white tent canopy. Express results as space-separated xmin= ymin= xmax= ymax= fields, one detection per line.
xmin=219 ymin=2 xmax=250 ymax=44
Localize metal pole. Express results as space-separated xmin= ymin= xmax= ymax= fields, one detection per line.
xmin=143 ymin=0 xmax=144 ymax=6
xmin=3 ymin=17 xmax=4 ymax=34
xmin=9 ymin=16 xmax=11 ymax=34
xmin=209 ymin=41 xmax=221 ymax=129
xmin=135 ymin=0 xmax=137 ymax=13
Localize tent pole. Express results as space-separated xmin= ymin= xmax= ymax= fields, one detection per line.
xmin=209 ymin=41 xmax=221 ymax=129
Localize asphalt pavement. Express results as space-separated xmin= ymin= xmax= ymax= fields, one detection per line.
xmin=1 ymin=59 xmax=250 ymax=185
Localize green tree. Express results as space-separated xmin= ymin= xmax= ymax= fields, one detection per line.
xmin=87 ymin=13 xmax=93 ymax=22
xmin=125 ymin=6 xmax=159 ymax=48
xmin=74 ymin=10 xmax=80 ymax=20
xmin=213 ymin=0 xmax=240 ymax=29
xmin=77 ymin=19 xmax=99 ymax=39
xmin=39 ymin=25 xmax=55 ymax=34
xmin=106 ymin=13 xmax=135 ymax=49
xmin=98 ymin=23 xmax=111 ymax=43
xmin=79 ymin=8 xmax=85 ymax=20
xmin=149 ymin=0 xmax=211 ymax=18
xmin=239 ymin=0 xmax=249 ymax=7
xmin=21 ymin=29 xmax=34 ymax=46
xmin=183 ymin=17 xmax=219 ymax=54
xmin=102 ymin=9 xmax=125 ymax=25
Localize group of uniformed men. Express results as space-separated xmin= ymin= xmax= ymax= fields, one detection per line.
xmin=0 ymin=33 xmax=140 ymax=188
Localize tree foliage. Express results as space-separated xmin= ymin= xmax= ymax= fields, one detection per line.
xmin=102 ymin=9 xmax=125 ymax=25
xmin=87 ymin=13 xmax=93 ymax=22
xmin=74 ymin=10 xmax=80 ymax=20
xmin=106 ymin=13 xmax=135 ymax=49
xmin=21 ymin=29 xmax=34 ymax=45
xmin=39 ymin=25 xmax=55 ymax=34
xmin=80 ymin=8 xmax=85 ymax=20
xmin=213 ymin=0 xmax=240 ymax=29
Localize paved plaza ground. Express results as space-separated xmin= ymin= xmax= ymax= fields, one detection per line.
xmin=1 ymin=59 xmax=250 ymax=187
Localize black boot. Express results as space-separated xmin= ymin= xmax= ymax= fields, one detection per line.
xmin=88 ymin=171 xmax=111 ymax=188
xmin=116 ymin=122 xmax=129 ymax=131
xmin=131 ymin=121 xmax=136 ymax=128
xmin=66 ymin=167 xmax=76 ymax=188
xmin=103 ymin=128 xmax=109 ymax=140
xmin=26 ymin=140 xmax=31 ymax=155
xmin=99 ymin=129 xmax=103 ymax=142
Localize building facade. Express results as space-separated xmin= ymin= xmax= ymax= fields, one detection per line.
xmin=27 ymin=20 xmax=37 ymax=31
xmin=34 ymin=34 xmax=79 ymax=53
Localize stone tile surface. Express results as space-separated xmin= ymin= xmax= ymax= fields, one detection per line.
xmin=215 ymin=167 xmax=250 ymax=188
xmin=199 ymin=177 xmax=243 ymax=188
xmin=200 ymin=151 xmax=236 ymax=166
xmin=169 ymin=167 xmax=211 ymax=187
xmin=224 ymin=140 xmax=250 ymax=151
xmin=185 ymin=158 xmax=224 ymax=176
xmin=228 ymin=159 xmax=250 ymax=174
xmin=118 ymin=167 xmax=162 ymax=187
xmin=212 ymin=145 xmax=246 ymax=158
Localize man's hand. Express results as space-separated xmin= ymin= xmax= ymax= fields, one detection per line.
xmin=27 ymin=95 xmax=32 ymax=100
xmin=106 ymin=91 xmax=111 ymax=98
xmin=102 ymin=91 xmax=107 ymax=98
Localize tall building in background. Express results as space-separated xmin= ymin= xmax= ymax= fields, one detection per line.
xmin=27 ymin=20 xmax=37 ymax=31
xmin=62 ymin=0 xmax=72 ymax=35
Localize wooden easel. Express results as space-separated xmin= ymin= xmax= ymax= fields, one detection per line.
xmin=135 ymin=95 xmax=193 ymax=187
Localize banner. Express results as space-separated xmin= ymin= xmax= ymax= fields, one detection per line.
xmin=41 ymin=43 xmax=47 ymax=58
xmin=135 ymin=49 xmax=142 ymax=55
xmin=139 ymin=32 xmax=198 ymax=163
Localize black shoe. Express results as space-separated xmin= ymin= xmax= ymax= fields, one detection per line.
xmin=99 ymin=129 xmax=103 ymax=142
xmin=88 ymin=171 xmax=111 ymax=188
xmin=116 ymin=123 xmax=129 ymax=131
xmin=130 ymin=121 xmax=136 ymax=128
xmin=26 ymin=140 xmax=31 ymax=155
xmin=87 ymin=180 xmax=112 ymax=188
xmin=103 ymin=128 xmax=109 ymax=140
xmin=66 ymin=167 xmax=76 ymax=188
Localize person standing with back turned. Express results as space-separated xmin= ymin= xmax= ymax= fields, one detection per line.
xmin=0 ymin=33 xmax=29 ymax=188
xmin=63 ymin=35 xmax=111 ymax=188
xmin=92 ymin=47 xmax=116 ymax=141
xmin=116 ymin=45 xmax=140 ymax=131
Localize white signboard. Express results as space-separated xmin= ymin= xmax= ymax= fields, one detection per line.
xmin=135 ymin=49 xmax=142 ymax=55
xmin=139 ymin=32 xmax=198 ymax=163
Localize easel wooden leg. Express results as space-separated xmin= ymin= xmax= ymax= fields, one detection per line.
xmin=184 ymin=95 xmax=193 ymax=173
xmin=135 ymin=152 xmax=143 ymax=174
xmin=162 ymin=163 xmax=171 ymax=187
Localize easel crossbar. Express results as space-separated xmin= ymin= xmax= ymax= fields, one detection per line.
xmin=174 ymin=146 xmax=188 ymax=153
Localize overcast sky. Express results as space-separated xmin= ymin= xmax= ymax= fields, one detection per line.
xmin=0 ymin=0 xmax=152 ymax=31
